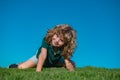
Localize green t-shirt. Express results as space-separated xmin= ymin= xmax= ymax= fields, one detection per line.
xmin=36 ymin=38 xmax=63 ymax=66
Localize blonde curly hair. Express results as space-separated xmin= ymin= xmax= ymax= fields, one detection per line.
xmin=45 ymin=24 xmax=76 ymax=59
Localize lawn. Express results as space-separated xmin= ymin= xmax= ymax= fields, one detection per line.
xmin=0 ymin=66 xmax=120 ymax=80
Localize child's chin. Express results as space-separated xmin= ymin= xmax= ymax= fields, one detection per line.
xmin=52 ymin=45 xmax=60 ymax=48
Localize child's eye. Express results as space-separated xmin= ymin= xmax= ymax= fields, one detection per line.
xmin=60 ymin=39 xmax=64 ymax=43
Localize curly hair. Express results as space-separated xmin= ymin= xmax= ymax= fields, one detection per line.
xmin=45 ymin=24 xmax=76 ymax=59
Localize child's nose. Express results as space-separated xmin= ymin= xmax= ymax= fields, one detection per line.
xmin=56 ymin=38 xmax=59 ymax=42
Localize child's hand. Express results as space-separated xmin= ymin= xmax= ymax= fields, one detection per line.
xmin=36 ymin=69 xmax=41 ymax=72
xmin=64 ymin=59 xmax=74 ymax=71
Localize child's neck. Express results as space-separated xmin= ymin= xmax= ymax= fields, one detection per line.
xmin=53 ymin=47 xmax=59 ymax=52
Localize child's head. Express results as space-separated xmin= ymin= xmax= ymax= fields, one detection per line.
xmin=45 ymin=24 xmax=76 ymax=59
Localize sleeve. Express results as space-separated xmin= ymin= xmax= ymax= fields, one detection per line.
xmin=36 ymin=38 xmax=49 ymax=58
xmin=40 ymin=38 xmax=49 ymax=49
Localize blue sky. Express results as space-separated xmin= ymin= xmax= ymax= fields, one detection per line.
xmin=0 ymin=0 xmax=120 ymax=68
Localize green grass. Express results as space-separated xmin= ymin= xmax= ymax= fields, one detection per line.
xmin=0 ymin=66 xmax=120 ymax=80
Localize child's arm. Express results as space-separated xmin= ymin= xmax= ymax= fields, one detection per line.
xmin=64 ymin=59 xmax=74 ymax=71
xmin=36 ymin=48 xmax=47 ymax=72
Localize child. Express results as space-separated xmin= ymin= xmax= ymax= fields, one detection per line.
xmin=9 ymin=24 xmax=76 ymax=72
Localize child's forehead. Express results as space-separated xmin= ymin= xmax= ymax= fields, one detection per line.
xmin=55 ymin=33 xmax=64 ymax=39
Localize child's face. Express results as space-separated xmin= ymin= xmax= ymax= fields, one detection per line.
xmin=51 ymin=34 xmax=64 ymax=47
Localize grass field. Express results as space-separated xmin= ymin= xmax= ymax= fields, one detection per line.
xmin=0 ymin=66 xmax=120 ymax=80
